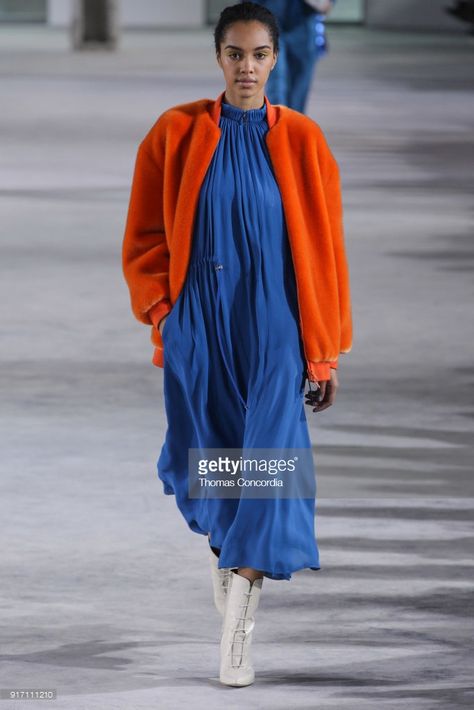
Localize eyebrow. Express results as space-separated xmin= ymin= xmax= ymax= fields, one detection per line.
xmin=224 ymin=45 xmax=272 ymax=51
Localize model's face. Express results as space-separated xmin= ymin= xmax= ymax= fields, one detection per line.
xmin=216 ymin=20 xmax=277 ymax=105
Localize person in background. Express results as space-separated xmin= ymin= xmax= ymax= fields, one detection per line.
xmin=249 ymin=0 xmax=335 ymax=113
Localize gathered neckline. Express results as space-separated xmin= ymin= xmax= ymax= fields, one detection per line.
xmin=221 ymin=99 xmax=267 ymax=124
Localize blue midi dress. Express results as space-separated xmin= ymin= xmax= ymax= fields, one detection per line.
xmin=157 ymin=98 xmax=320 ymax=581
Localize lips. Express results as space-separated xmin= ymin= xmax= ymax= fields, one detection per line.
xmin=237 ymin=80 xmax=256 ymax=85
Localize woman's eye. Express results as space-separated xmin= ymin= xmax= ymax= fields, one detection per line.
xmin=228 ymin=53 xmax=267 ymax=60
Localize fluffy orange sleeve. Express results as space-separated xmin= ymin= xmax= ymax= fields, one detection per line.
xmin=122 ymin=130 xmax=171 ymax=327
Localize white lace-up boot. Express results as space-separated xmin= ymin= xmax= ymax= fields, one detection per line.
xmin=219 ymin=570 xmax=263 ymax=686
xmin=208 ymin=547 xmax=233 ymax=617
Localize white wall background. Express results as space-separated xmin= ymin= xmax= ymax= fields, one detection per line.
xmin=47 ymin=0 xmax=467 ymax=31
xmin=47 ymin=0 xmax=206 ymax=28
xmin=322 ymin=0 xmax=365 ymax=23
xmin=207 ymin=0 xmax=365 ymax=24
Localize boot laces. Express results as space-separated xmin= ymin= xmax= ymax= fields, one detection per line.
xmin=229 ymin=592 xmax=254 ymax=667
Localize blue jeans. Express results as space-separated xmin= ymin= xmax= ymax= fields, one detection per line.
xmin=265 ymin=15 xmax=322 ymax=113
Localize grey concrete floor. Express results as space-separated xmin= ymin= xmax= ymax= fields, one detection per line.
xmin=1 ymin=23 xmax=474 ymax=710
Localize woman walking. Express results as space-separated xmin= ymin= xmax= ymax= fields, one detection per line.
xmin=122 ymin=1 xmax=352 ymax=687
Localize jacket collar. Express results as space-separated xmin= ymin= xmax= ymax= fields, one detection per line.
xmin=210 ymin=90 xmax=277 ymax=129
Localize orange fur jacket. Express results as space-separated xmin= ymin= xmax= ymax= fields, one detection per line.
xmin=122 ymin=91 xmax=352 ymax=382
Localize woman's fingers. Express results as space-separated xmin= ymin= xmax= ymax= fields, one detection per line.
xmin=305 ymin=380 xmax=325 ymax=409
xmin=305 ymin=372 xmax=338 ymax=412
xmin=305 ymin=381 xmax=323 ymax=402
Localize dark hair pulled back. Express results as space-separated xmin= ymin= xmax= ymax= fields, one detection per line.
xmin=213 ymin=2 xmax=280 ymax=55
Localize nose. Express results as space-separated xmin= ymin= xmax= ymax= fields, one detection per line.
xmin=239 ymin=55 xmax=256 ymax=74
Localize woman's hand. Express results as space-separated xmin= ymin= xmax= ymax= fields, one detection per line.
xmin=305 ymin=369 xmax=339 ymax=412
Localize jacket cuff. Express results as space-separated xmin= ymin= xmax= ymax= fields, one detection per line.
xmin=148 ymin=299 xmax=171 ymax=329
xmin=308 ymin=360 xmax=338 ymax=381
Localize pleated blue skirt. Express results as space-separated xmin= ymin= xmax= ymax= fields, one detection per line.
xmin=157 ymin=98 xmax=320 ymax=580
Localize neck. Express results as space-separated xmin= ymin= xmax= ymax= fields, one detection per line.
xmin=223 ymin=88 xmax=265 ymax=111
